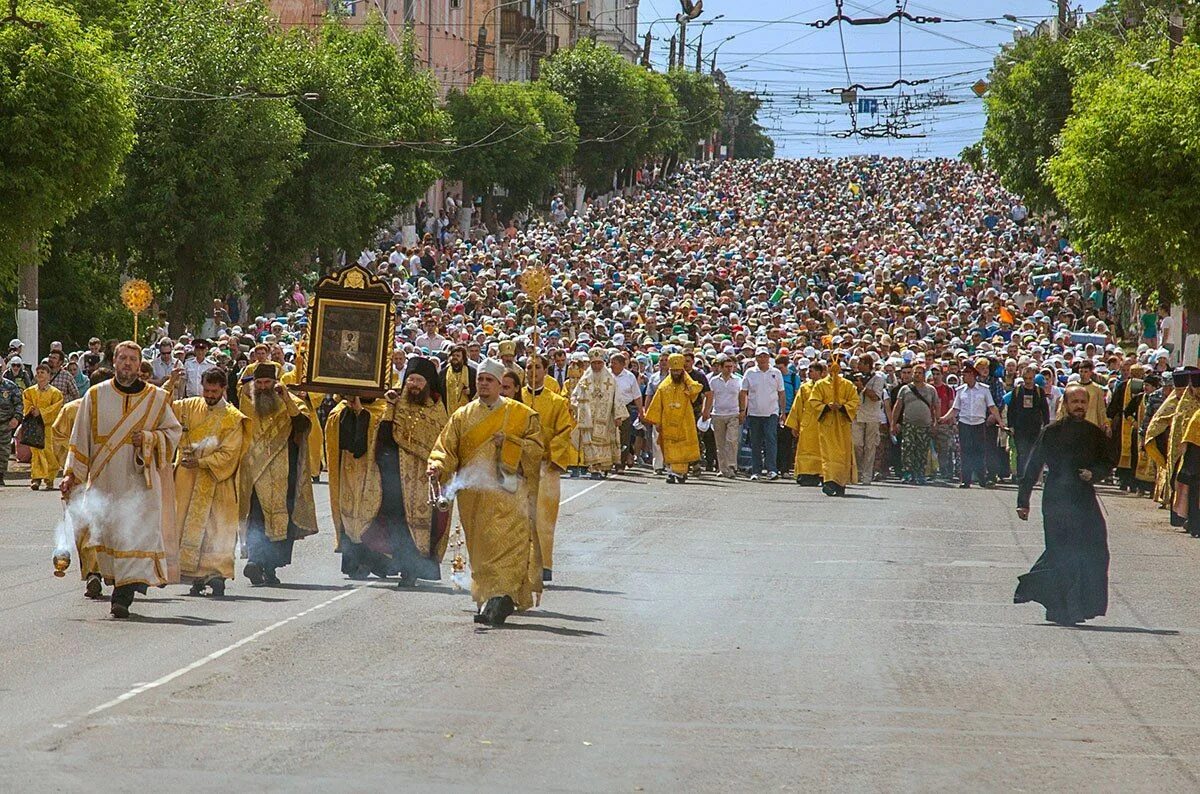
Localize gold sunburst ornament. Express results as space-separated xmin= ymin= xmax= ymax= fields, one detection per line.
xmin=121 ymin=279 xmax=154 ymax=344
xmin=519 ymin=264 xmax=551 ymax=346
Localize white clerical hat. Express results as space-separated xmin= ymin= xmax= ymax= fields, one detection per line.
xmin=478 ymin=358 xmax=505 ymax=381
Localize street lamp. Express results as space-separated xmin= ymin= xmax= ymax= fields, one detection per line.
xmin=692 ymin=14 xmax=723 ymax=72
xmin=708 ymin=33 xmax=735 ymax=73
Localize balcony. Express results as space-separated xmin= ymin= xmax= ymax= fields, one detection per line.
xmin=531 ymin=31 xmax=559 ymax=56
xmin=500 ymin=8 xmax=536 ymax=43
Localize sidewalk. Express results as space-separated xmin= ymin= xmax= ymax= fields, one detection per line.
xmin=3 ymin=460 xmax=30 ymax=483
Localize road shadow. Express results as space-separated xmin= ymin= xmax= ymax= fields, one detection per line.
xmin=543 ymin=584 xmax=625 ymax=595
xmin=367 ymin=582 xmax=462 ymax=596
xmin=136 ymin=597 xmax=187 ymax=604
xmin=528 ymin=609 xmax=603 ymax=623
xmin=841 ymin=493 xmax=884 ymax=500
xmin=259 ymin=583 xmax=355 ymax=592
xmin=126 ymin=614 xmax=233 ymax=626
xmin=1064 ymin=624 xmax=1180 ymax=636
xmin=476 ymin=621 xmax=606 ymax=637
xmin=203 ymin=594 xmax=295 ymax=603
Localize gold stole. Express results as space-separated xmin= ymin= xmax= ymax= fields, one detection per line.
xmin=88 ymin=386 xmax=168 ymax=484
xmin=460 ymin=400 xmax=526 ymax=472
xmin=445 ymin=366 xmax=468 ymax=412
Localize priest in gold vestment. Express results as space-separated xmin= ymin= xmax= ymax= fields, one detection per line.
xmin=784 ymin=361 xmax=826 ymax=486
xmin=570 ymin=348 xmax=622 ymax=479
xmin=23 ymin=363 xmax=64 ymax=490
xmin=171 ymin=368 xmax=249 ymax=597
xmin=522 ymin=353 xmax=576 ymax=582
xmin=428 ymin=359 xmax=544 ymax=626
xmin=440 ymin=344 xmax=476 ymax=415
xmin=643 ymin=353 xmax=702 ymax=484
xmin=809 ymin=359 xmax=860 ymax=497
xmin=327 ymin=357 xmax=449 ymax=586
xmin=238 ymin=362 xmax=318 ymax=586
xmin=62 ymin=341 xmax=182 ymax=618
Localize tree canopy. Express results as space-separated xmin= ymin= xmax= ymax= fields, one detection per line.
xmin=0 ymin=0 xmax=134 ymax=282
xmin=1049 ymin=41 xmax=1200 ymax=305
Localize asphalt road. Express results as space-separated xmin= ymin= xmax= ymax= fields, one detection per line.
xmin=3 ymin=472 xmax=1200 ymax=791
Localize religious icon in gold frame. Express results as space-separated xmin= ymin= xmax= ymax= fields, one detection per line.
xmin=299 ymin=264 xmax=395 ymax=396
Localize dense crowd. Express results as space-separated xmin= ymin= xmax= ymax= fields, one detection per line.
xmin=2 ymin=157 xmax=1189 ymax=506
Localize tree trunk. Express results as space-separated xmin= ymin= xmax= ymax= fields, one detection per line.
xmin=16 ymin=233 xmax=39 ymax=362
xmin=168 ymin=248 xmax=200 ymax=337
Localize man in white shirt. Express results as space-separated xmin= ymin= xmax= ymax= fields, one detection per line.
xmin=610 ymin=352 xmax=643 ymax=470
xmin=709 ymin=354 xmax=746 ymax=478
xmin=740 ymin=348 xmax=785 ymax=480
xmin=149 ymin=337 xmax=175 ymax=385
xmin=940 ymin=363 xmax=1006 ymax=488
xmin=852 ymin=354 xmax=887 ymax=485
xmin=413 ymin=319 xmax=447 ymax=352
xmin=183 ymin=339 xmax=216 ymax=398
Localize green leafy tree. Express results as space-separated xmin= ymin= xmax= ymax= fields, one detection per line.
xmin=246 ymin=17 xmax=448 ymax=308
xmin=665 ymin=68 xmax=722 ymax=157
xmin=982 ymin=34 xmax=1072 ymax=214
xmin=0 ymin=0 xmax=134 ymax=283
xmin=960 ymin=141 xmax=985 ymax=171
xmin=540 ymin=39 xmax=644 ymax=190
xmin=718 ymin=84 xmax=774 ymax=160
xmin=1048 ymin=42 xmax=1200 ymax=305
xmin=445 ymin=78 xmax=576 ymax=223
xmin=631 ymin=67 xmax=681 ymax=162
xmin=103 ymin=0 xmax=305 ymax=329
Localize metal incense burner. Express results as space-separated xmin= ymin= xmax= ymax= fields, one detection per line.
xmin=52 ymin=550 xmax=71 ymax=578
xmin=427 ymin=475 xmax=451 ymax=513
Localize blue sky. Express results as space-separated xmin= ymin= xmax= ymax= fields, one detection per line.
xmin=638 ymin=0 xmax=1104 ymax=158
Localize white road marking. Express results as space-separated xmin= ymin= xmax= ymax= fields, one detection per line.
xmin=72 ymin=478 xmax=610 ymax=726
xmin=85 ymin=588 xmax=361 ymax=719
xmin=560 ymin=479 xmax=607 ymax=505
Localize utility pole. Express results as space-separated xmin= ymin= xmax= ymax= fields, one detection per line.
xmin=1057 ymin=0 xmax=1067 ymax=33
xmin=641 ymin=31 xmax=651 ymax=68
xmin=678 ymin=17 xmax=687 ymax=73
xmin=668 ymin=33 xmax=676 ymax=70
xmin=1170 ymin=7 xmax=1185 ymax=52
xmin=695 ymin=32 xmax=702 ymax=72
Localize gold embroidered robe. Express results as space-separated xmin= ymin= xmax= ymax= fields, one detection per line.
xmin=281 ymin=367 xmax=325 ymax=476
xmin=64 ymin=381 xmax=182 ymax=587
xmin=523 ymin=384 xmax=576 ymax=571
xmin=809 ymin=373 xmax=860 ymax=487
xmin=173 ymin=398 xmax=249 ymax=581
xmin=570 ymin=368 xmax=622 ymax=468
xmin=52 ymin=398 xmax=98 ymax=579
xmin=785 ymin=381 xmax=823 ymax=476
xmin=238 ymin=389 xmax=318 ymax=543
xmin=644 ymin=375 xmax=702 ymax=474
xmin=428 ymin=398 xmax=544 ymax=610
xmin=24 ymin=385 xmax=63 ymax=480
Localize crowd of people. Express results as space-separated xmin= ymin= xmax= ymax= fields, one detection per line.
xmin=7 ymin=157 xmax=1199 ymax=627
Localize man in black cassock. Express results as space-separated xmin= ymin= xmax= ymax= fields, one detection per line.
xmin=1014 ymin=385 xmax=1113 ymax=626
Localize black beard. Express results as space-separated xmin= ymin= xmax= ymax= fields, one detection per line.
xmin=405 ymin=386 xmax=431 ymax=405
xmin=670 ymin=372 xmax=685 ymax=383
xmin=204 ymin=396 xmax=221 ymax=407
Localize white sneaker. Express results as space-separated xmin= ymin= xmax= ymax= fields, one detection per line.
xmin=749 ymin=474 xmax=759 ymax=481
xmin=768 ymin=472 xmax=780 ymax=481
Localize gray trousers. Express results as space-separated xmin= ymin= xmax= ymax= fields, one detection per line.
xmin=712 ymin=414 xmax=741 ymax=476
xmin=0 ymin=422 xmax=12 ymax=476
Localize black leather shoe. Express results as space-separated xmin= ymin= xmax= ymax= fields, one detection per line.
xmin=243 ymin=562 xmax=264 ymax=585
